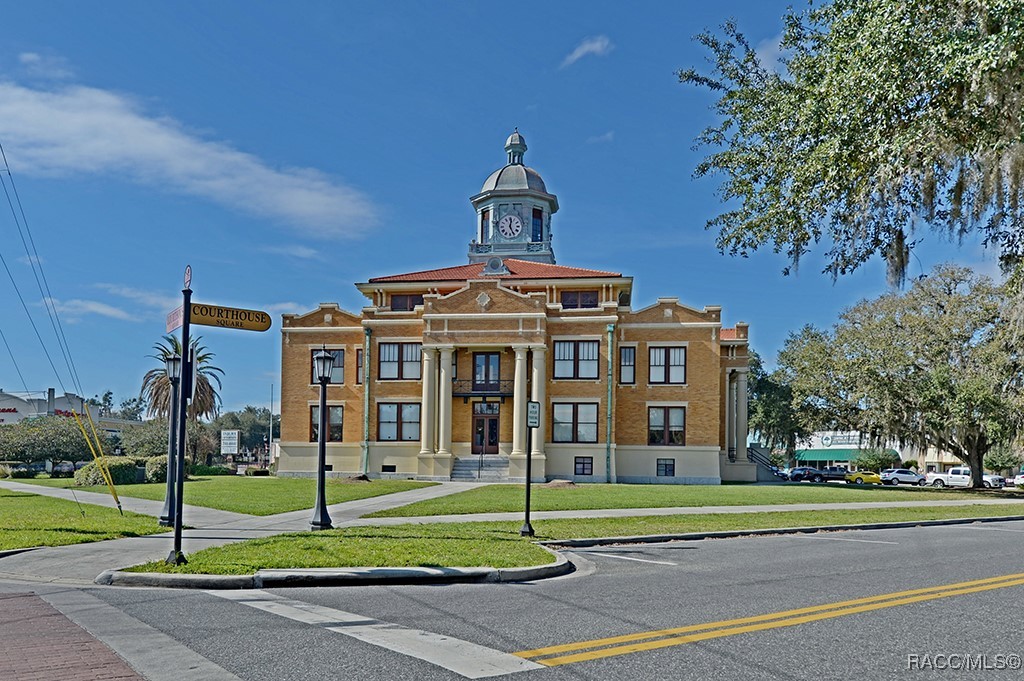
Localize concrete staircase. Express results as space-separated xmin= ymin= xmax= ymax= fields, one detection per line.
xmin=451 ymin=455 xmax=509 ymax=481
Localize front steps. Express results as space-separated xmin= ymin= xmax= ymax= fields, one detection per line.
xmin=451 ymin=455 xmax=509 ymax=481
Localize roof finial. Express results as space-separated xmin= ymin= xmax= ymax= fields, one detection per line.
xmin=505 ymin=129 xmax=527 ymax=165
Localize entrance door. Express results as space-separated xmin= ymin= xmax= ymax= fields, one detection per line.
xmin=472 ymin=402 xmax=500 ymax=455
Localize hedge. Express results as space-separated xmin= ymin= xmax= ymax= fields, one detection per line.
xmin=145 ymin=456 xmax=168 ymax=484
xmin=74 ymin=458 xmax=140 ymax=486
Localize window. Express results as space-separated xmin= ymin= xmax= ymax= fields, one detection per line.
xmin=560 ymin=290 xmax=599 ymax=309
xmin=451 ymin=349 xmax=457 ymax=380
xmin=311 ymin=349 xmax=344 ymax=384
xmin=552 ymin=403 xmax=598 ymax=443
xmin=377 ymin=403 xmax=421 ymax=441
xmin=649 ymin=346 xmax=686 ymax=384
xmin=657 ymin=458 xmax=676 ymax=476
xmin=379 ymin=342 xmax=421 ymax=380
xmin=356 ymin=349 xmax=363 ymax=384
xmin=473 ymin=352 xmax=500 ymax=391
xmin=575 ymin=456 xmax=593 ymax=476
xmin=648 ymin=406 xmax=685 ymax=446
xmin=310 ymin=405 xmax=343 ymax=442
xmin=391 ymin=294 xmax=424 ymax=311
xmin=619 ymin=346 xmax=635 ymax=385
xmin=532 ymin=208 xmax=543 ymax=241
xmin=553 ymin=340 xmax=599 ymax=379
xmin=480 ymin=209 xmax=490 ymax=240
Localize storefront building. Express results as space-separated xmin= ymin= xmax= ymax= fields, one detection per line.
xmin=277 ymin=132 xmax=752 ymax=483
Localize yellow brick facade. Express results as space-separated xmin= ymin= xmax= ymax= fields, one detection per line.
xmin=278 ymin=279 xmax=752 ymax=484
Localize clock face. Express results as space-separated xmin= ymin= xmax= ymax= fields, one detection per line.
xmin=497 ymin=214 xmax=523 ymax=238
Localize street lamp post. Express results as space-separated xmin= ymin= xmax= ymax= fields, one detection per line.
xmin=159 ymin=354 xmax=182 ymax=527
xmin=310 ymin=348 xmax=334 ymax=530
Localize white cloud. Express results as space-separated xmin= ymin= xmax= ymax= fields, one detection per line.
xmin=560 ymin=36 xmax=614 ymax=69
xmin=586 ymin=131 xmax=615 ymax=144
xmin=18 ymin=254 xmax=44 ymax=266
xmin=18 ymin=52 xmax=73 ymax=80
xmin=263 ymin=302 xmax=305 ymax=314
xmin=0 ymin=81 xmax=377 ymax=238
xmin=261 ymin=244 xmax=323 ymax=260
xmin=755 ymin=33 xmax=788 ymax=74
xmin=46 ymin=297 xmax=137 ymax=322
xmin=94 ymin=283 xmax=179 ymax=310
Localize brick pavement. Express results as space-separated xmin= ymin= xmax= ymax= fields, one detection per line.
xmin=0 ymin=593 xmax=143 ymax=681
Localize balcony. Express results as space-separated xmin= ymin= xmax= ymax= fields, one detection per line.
xmin=451 ymin=379 xmax=515 ymax=401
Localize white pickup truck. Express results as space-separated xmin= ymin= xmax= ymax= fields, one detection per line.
xmin=926 ymin=466 xmax=1005 ymax=488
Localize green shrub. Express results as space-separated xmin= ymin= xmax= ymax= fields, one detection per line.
xmin=145 ymin=456 xmax=168 ymax=484
xmin=0 ymin=463 xmax=11 ymax=478
xmin=10 ymin=468 xmax=35 ymax=479
xmin=244 ymin=467 xmax=271 ymax=477
xmin=189 ymin=464 xmax=235 ymax=477
xmin=74 ymin=458 xmax=140 ymax=486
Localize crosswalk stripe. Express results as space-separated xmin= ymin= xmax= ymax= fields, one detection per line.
xmin=208 ymin=589 xmax=543 ymax=679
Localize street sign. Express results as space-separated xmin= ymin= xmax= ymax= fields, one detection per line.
xmin=527 ymin=401 xmax=540 ymax=428
xmin=166 ymin=305 xmax=183 ymax=333
xmin=220 ymin=429 xmax=239 ymax=455
xmin=189 ymin=303 xmax=272 ymax=332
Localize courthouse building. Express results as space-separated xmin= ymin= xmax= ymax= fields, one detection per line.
xmin=277 ymin=132 xmax=754 ymax=483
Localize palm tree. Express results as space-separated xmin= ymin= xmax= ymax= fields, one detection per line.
xmin=140 ymin=335 xmax=224 ymax=421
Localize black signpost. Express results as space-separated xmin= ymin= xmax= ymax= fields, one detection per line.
xmin=521 ymin=400 xmax=540 ymax=537
xmin=163 ymin=265 xmax=271 ymax=565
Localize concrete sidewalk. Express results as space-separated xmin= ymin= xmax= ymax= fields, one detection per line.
xmin=0 ymin=480 xmax=488 ymax=584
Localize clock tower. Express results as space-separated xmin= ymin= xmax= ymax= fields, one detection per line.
xmin=468 ymin=130 xmax=559 ymax=264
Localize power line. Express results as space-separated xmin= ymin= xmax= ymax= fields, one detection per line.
xmin=0 ymin=151 xmax=69 ymax=395
xmin=0 ymin=140 xmax=84 ymax=395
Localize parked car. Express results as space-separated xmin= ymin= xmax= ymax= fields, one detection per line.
xmin=821 ymin=466 xmax=849 ymax=481
xmin=771 ymin=467 xmax=790 ymax=481
xmin=1013 ymin=473 xmax=1024 ymax=488
xmin=788 ymin=467 xmax=826 ymax=483
xmin=880 ymin=468 xmax=927 ymax=486
xmin=926 ymin=467 xmax=1004 ymax=488
xmin=845 ymin=470 xmax=881 ymax=485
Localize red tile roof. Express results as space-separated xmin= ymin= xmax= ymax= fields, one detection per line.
xmin=720 ymin=328 xmax=737 ymax=340
xmin=368 ymin=259 xmax=621 ymax=283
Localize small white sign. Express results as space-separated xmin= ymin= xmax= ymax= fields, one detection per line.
xmin=221 ymin=429 xmax=240 ymax=455
xmin=527 ymin=401 xmax=540 ymax=428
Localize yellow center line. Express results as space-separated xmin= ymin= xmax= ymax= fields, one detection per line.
xmin=515 ymin=572 xmax=1024 ymax=667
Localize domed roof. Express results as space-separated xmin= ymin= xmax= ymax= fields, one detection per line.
xmin=479 ymin=129 xmax=548 ymax=193
xmin=480 ymin=164 xmax=548 ymax=193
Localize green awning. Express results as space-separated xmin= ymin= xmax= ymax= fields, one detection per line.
xmin=795 ymin=448 xmax=899 ymax=462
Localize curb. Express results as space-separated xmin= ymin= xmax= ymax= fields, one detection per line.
xmin=539 ymin=514 xmax=1024 ymax=548
xmin=0 ymin=546 xmax=42 ymax=559
xmin=94 ymin=547 xmax=573 ymax=589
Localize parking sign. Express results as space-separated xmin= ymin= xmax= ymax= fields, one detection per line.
xmin=527 ymin=401 xmax=540 ymax=428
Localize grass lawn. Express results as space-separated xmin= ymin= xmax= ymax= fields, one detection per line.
xmin=0 ymin=488 xmax=165 ymax=550
xmin=16 ymin=476 xmax=436 ymax=515
xmin=363 ymin=482 xmax=1014 ymax=517
xmin=132 ymin=503 xmax=1024 ymax=575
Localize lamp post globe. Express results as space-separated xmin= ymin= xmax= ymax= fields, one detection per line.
xmin=159 ymin=353 xmax=182 ymax=527
xmin=310 ymin=348 xmax=334 ymax=530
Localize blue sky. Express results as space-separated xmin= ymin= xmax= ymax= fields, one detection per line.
xmin=0 ymin=1 xmax=999 ymax=414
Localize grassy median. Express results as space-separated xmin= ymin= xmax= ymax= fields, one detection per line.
xmin=0 ymin=488 xmax=165 ymax=550
xmin=130 ymin=503 xmax=1024 ymax=575
xmin=363 ymin=482 xmax=1012 ymax=517
xmin=18 ymin=476 xmax=436 ymax=515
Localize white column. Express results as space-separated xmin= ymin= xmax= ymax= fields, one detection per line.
xmin=437 ymin=346 xmax=453 ymax=456
xmin=735 ymin=369 xmax=749 ymax=459
xmin=530 ymin=345 xmax=546 ymax=458
xmin=511 ymin=345 xmax=529 ymax=457
xmin=419 ymin=347 xmax=437 ymax=456
xmin=724 ymin=370 xmax=734 ymax=459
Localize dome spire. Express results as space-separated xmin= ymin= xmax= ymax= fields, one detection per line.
xmin=505 ymin=128 xmax=527 ymax=165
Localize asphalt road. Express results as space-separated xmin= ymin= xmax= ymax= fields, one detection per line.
xmin=6 ymin=520 xmax=1024 ymax=680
